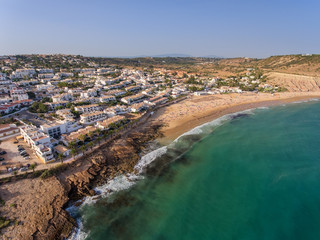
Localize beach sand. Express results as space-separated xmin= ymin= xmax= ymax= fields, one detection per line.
xmin=152 ymin=92 xmax=320 ymax=144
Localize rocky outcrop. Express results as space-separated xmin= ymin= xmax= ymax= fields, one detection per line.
xmin=67 ymin=124 xmax=163 ymax=201
xmin=0 ymin=123 xmax=163 ymax=240
xmin=0 ymin=177 xmax=76 ymax=240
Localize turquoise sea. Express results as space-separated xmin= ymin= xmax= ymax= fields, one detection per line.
xmin=69 ymin=100 xmax=320 ymax=240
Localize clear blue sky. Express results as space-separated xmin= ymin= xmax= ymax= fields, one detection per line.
xmin=1 ymin=0 xmax=319 ymax=58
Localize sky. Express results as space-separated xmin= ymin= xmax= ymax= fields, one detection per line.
xmin=1 ymin=0 xmax=319 ymax=58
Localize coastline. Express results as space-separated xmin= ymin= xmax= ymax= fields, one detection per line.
xmin=153 ymin=92 xmax=320 ymax=144
xmin=1 ymin=91 xmax=320 ymax=239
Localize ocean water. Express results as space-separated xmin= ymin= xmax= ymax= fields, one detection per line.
xmin=69 ymin=100 xmax=320 ymax=240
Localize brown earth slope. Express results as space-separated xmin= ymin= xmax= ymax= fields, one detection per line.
xmin=267 ymin=72 xmax=320 ymax=92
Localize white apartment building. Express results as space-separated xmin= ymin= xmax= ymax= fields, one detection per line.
xmin=103 ymin=105 xmax=128 ymax=117
xmin=106 ymin=89 xmax=126 ymax=97
xmin=99 ymin=95 xmax=116 ymax=103
xmin=80 ymin=89 xmax=97 ymax=98
xmin=11 ymin=69 xmax=36 ymax=79
xmin=80 ymin=111 xmax=108 ymax=124
xmin=40 ymin=119 xmax=81 ymax=138
xmin=52 ymin=93 xmax=73 ymax=102
xmin=10 ymin=87 xmax=29 ymax=101
xmin=125 ymin=85 xmax=141 ymax=92
xmin=20 ymin=126 xmax=55 ymax=163
xmin=37 ymin=68 xmax=54 ymax=74
xmin=38 ymin=73 xmax=54 ymax=79
xmin=75 ymin=104 xmax=102 ymax=113
xmin=56 ymin=109 xmax=74 ymax=120
xmin=121 ymin=93 xmax=145 ymax=105
xmin=96 ymin=115 xmax=126 ymax=130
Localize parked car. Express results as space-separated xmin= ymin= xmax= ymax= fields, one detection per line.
xmin=14 ymin=140 xmax=19 ymax=144
xmin=20 ymin=167 xmax=28 ymax=172
xmin=18 ymin=145 xmax=23 ymax=147
xmin=20 ymin=151 xmax=27 ymax=155
xmin=0 ymin=157 xmax=4 ymax=161
xmin=24 ymin=156 xmax=30 ymax=160
xmin=0 ymin=151 xmax=7 ymax=155
xmin=1 ymin=162 xmax=6 ymax=165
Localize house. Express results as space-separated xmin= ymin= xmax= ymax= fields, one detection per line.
xmin=103 ymin=105 xmax=128 ymax=117
xmin=75 ymin=104 xmax=102 ymax=113
xmin=80 ymin=111 xmax=108 ymax=124
xmin=11 ymin=68 xmax=36 ymax=79
xmin=0 ymin=124 xmax=20 ymax=139
xmin=52 ymin=93 xmax=73 ymax=102
xmin=96 ymin=115 xmax=126 ymax=130
xmin=121 ymin=93 xmax=145 ymax=105
xmin=99 ymin=95 xmax=116 ymax=103
xmin=130 ymin=102 xmax=149 ymax=112
xmin=54 ymin=144 xmax=71 ymax=157
xmin=80 ymin=89 xmax=97 ymax=98
xmin=125 ymin=85 xmax=141 ymax=92
xmin=56 ymin=109 xmax=74 ymax=120
xmin=105 ymin=89 xmax=126 ymax=97
xmin=10 ymin=87 xmax=29 ymax=101
xmin=61 ymin=125 xmax=97 ymax=145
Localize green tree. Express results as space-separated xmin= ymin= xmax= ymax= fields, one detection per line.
xmin=71 ymin=149 xmax=77 ymax=159
xmin=68 ymin=140 xmax=76 ymax=149
xmin=80 ymin=145 xmax=86 ymax=154
xmin=96 ymin=136 xmax=102 ymax=146
xmin=29 ymin=163 xmax=37 ymax=173
xmin=79 ymin=134 xmax=87 ymax=143
xmin=88 ymin=142 xmax=94 ymax=150
xmin=57 ymin=153 xmax=64 ymax=163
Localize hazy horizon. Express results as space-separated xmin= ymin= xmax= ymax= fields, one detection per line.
xmin=1 ymin=0 xmax=320 ymax=58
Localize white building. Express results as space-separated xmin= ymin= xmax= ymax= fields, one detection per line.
xmin=99 ymin=95 xmax=116 ymax=103
xmin=80 ymin=89 xmax=97 ymax=98
xmin=20 ymin=126 xmax=55 ymax=163
xmin=75 ymin=104 xmax=102 ymax=113
xmin=10 ymin=87 xmax=29 ymax=101
xmin=40 ymin=119 xmax=81 ymax=138
xmin=52 ymin=93 xmax=73 ymax=102
xmin=11 ymin=69 xmax=36 ymax=79
xmin=80 ymin=111 xmax=108 ymax=125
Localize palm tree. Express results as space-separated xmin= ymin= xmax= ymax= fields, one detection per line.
xmin=29 ymin=163 xmax=37 ymax=173
xmin=79 ymin=134 xmax=87 ymax=143
xmin=103 ymin=133 xmax=107 ymax=140
xmin=88 ymin=142 xmax=94 ymax=150
xmin=57 ymin=153 xmax=64 ymax=163
xmin=88 ymin=131 xmax=94 ymax=139
xmin=71 ymin=149 xmax=77 ymax=159
xmin=96 ymin=136 xmax=102 ymax=146
xmin=68 ymin=140 xmax=76 ymax=149
xmin=80 ymin=145 xmax=86 ymax=154
xmin=95 ymin=128 xmax=101 ymax=136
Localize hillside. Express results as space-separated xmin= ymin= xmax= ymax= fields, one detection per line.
xmin=257 ymin=54 xmax=320 ymax=77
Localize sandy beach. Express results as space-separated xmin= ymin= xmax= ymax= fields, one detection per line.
xmin=153 ymin=92 xmax=320 ymax=144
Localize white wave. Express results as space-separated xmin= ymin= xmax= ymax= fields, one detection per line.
xmin=256 ymin=106 xmax=270 ymax=110
xmin=135 ymin=146 xmax=168 ymax=173
xmin=67 ymin=219 xmax=89 ymax=240
xmin=173 ymin=108 xmax=255 ymax=143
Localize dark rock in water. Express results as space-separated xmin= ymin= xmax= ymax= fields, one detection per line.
xmin=231 ymin=113 xmax=249 ymax=120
